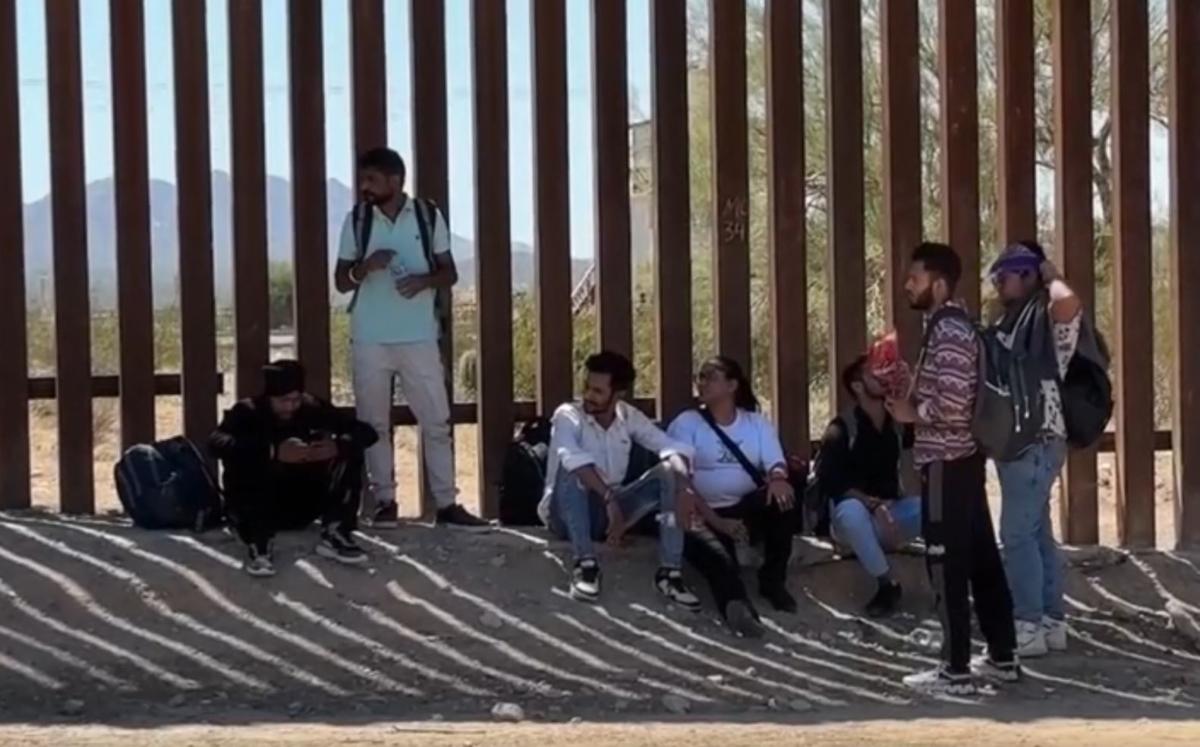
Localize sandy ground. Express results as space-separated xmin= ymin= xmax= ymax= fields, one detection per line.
xmin=0 ymin=511 xmax=1198 ymax=742
xmin=11 ymin=397 xmax=1200 ymax=744
xmin=1 ymin=718 xmax=1199 ymax=746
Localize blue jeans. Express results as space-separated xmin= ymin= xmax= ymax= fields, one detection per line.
xmin=830 ymin=496 xmax=922 ymax=578
xmin=996 ymin=438 xmax=1068 ymax=623
xmin=547 ymin=462 xmax=684 ymax=568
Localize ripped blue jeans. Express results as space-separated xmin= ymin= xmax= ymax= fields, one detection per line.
xmin=546 ymin=462 xmax=684 ymax=568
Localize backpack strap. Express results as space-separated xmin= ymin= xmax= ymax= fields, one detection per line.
xmin=346 ymin=203 xmax=375 ymax=314
xmin=413 ymin=197 xmax=437 ymax=268
xmin=698 ymin=407 xmax=766 ymax=490
xmin=413 ymin=197 xmax=450 ymax=338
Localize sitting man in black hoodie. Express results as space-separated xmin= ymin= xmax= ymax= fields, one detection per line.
xmin=209 ymin=360 xmax=378 ymax=577
xmin=820 ymin=356 xmax=920 ymax=618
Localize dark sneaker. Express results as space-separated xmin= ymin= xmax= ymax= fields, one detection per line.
xmin=654 ymin=568 xmax=701 ymax=611
xmin=866 ymin=581 xmax=902 ymax=618
xmin=902 ymin=666 xmax=976 ymax=696
xmin=369 ymin=501 xmax=399 ymax=529
xmin=725 ymin=600 xmax=765 ymax=639
xmin=244 ymin=543 xmax=276 ymax=578
xmin=761 ymin=584 xmax=798 ymax=614
xmin=570 ymin=559 xmax=602 ymax=602
xmin=317 ymin=529 xmax=368 ymax=566
xmin=436 ymin=504 xmax=492 ymax=532
xmin=970 ymin=653 xmax=1022 ymax=683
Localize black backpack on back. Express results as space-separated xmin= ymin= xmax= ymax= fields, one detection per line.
xmin=114 ymin=436 xmax=223 ymax=531
xmin=1060 ymin=325 xmax=1113 ymax=448
xmin=498 ymin=418 xmax=552 ymax=526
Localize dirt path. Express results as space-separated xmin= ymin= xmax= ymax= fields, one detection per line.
xmin=3 ymin=718 xmax=1199 ymax=746
xmin=1 ymin=513 xmax=1198 ymax=739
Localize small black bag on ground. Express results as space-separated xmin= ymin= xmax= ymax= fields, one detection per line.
xmin=114 ymin=436 xmax=223 ymax=531
xmin=498 ymin=418 xmax=552 ymax=526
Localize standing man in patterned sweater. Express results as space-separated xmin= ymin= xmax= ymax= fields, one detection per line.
xmin=885 ymin=242 xmax=1018 ymax=695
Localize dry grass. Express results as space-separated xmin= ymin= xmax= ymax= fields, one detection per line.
xmin=28 ymin=397 xmax=482 ymax=519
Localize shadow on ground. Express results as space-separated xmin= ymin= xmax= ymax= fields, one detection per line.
xmin=0 ymin=509 xmax=1198 ymax=728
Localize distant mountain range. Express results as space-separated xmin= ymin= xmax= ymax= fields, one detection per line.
xmin=21 ymin=172 xmax=593 ymax=309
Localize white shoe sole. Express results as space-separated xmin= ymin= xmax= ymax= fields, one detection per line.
xmin=971 ymin=660 xmax=1021 ymax=683
xmin=244 ymin=565 xmax=276 ymax=578
xmin=569 ymin=586 xmax=600 ymax=603
xmin=316 ymin=543 xmax=368 ymax=565
xmin=902 ymin=678 xmax=976 ymax=696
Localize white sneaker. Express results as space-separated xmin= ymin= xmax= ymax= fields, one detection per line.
xmin=1043 ymin=616 xmax=1068 ymax=652
xmin=970 ymin=653 xmax=1022 ymax=683
xmin=901 ymin=666 xmax=976 ymax=696
xmin=1015 ymin=619 xmax=1048 ymax=658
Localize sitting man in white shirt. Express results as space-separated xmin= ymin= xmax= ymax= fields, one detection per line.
xmin=538 ymin=351 xmax=700 ymax=608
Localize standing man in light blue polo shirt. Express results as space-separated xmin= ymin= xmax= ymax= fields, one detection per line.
xmin=333 ymin=147 xmax=488 ymax=530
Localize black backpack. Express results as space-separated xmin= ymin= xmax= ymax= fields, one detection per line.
xmin=114 ymin=436 xmax=223 ymax=531
xmin=1060 ymin=325 xmax=1113 ymax=448
xmin=919 ymin=305 xmax=1027 ymax=459
xmin=498 ymin=418 xmax=552 ymax=526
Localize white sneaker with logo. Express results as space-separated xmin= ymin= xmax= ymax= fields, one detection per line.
xmin=1015 ymin=619 xmax=1048 ymax=658
xmin=1043 ymin=616 xmax=1068 ymax=652
xmin=901 ymin=666 xmax=976 ymax=696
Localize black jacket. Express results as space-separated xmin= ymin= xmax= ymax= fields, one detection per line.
xmin=816 ymin=407 xmax=912 ymax=503
xmin=209 ymin=394 xmax=378 ymax=472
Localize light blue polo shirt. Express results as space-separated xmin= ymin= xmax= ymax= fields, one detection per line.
xmin=337 ymin=197 xmax=450 ymax=345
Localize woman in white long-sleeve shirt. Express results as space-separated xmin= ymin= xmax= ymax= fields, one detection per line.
xmin=667 ymin=356 xmax=800 ymax=637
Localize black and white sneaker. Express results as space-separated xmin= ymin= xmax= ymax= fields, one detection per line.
xmin=570 ymin=559 xmax=602 ymax=602
xmin=244 ymin=543 xmax=276 ymax=578
xmin=655 ymin=568 xmax=701 ymax=611
xmin=971 ymin=653 xmax=1022 ymax=683
xmin=369 ymin=501 xmax=399 ymax=529
xmin=436 ymin=504 xmax=492 ymax=532
xmin=902 ymin=666 xmax=976 ymax=696
xmin=317 ymin=529 xmax=368 ymax=565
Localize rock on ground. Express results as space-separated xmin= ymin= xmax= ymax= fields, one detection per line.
xmin=490 ymin=702 xmax=526 ymax=723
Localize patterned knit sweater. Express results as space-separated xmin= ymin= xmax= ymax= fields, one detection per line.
xmin=914 ymin=302 xmax=979 ymax=466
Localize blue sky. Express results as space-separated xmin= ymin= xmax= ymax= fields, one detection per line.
xmin=15 ymin=0 xmax=655 ymax=257
xmin=14 ymin=0 xmax=1175 ymax=260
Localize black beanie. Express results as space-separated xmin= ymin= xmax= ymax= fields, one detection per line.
xmin=263 ymin=360 xmax=305 ymax=397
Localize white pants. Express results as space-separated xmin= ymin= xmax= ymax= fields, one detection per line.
xmin=353 ymin=341 xmax=456 ymax=509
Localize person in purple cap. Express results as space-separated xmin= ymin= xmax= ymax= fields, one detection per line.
xmin=986 ymin=240 xmax=1085 ymax=658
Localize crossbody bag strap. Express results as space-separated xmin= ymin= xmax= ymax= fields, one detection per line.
xmin=698 ymin=407 xmax=766 ymax=490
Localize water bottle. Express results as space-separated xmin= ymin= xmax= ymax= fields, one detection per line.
xmin=390 ymin=259 xmax=408 ymax=282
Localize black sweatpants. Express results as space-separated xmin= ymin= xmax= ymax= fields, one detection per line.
xmin=223 ymin=453 xmax=363 ymax=552
xmin=921 ymin=451 xmax=1016 ymax=673
xmin=684 ymin=489 xmax=800 ymax=615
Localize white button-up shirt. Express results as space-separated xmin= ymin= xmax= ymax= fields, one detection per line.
xmin=537 ymin=400 xmax=694 ymax=525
